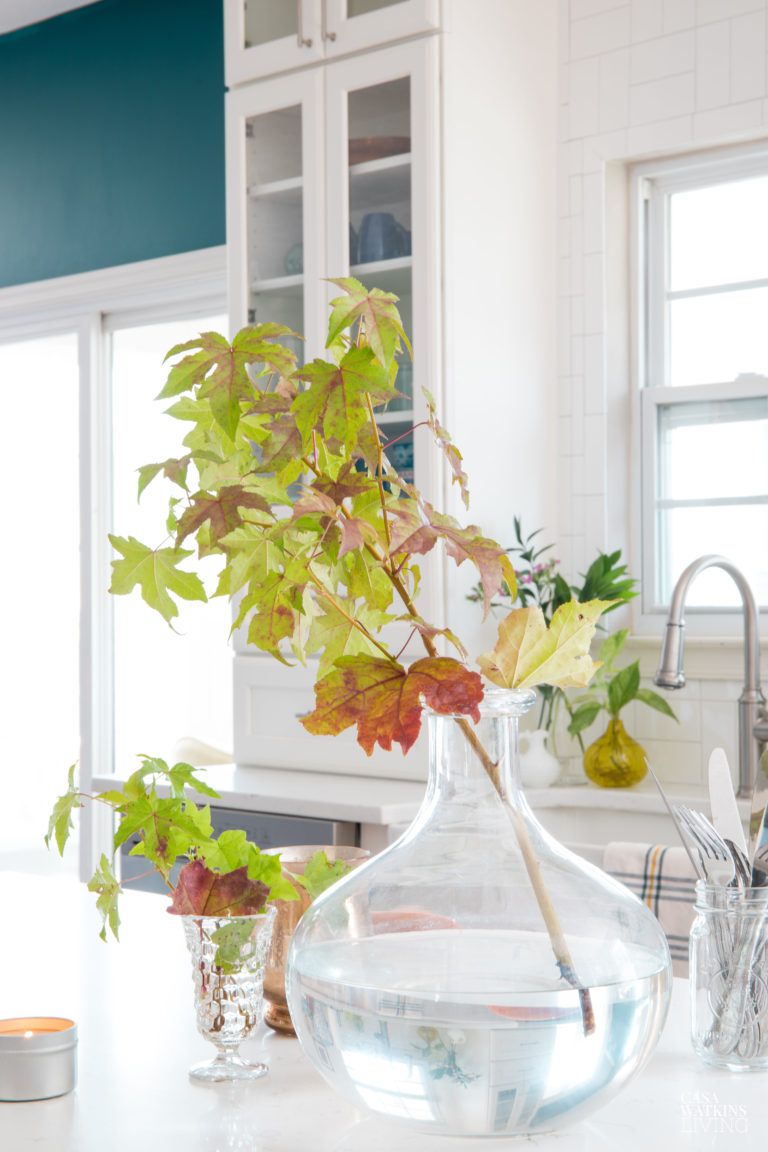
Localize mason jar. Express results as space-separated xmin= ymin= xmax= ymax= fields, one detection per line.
xmin=690 ymin=881 xmax=768 ymax=1070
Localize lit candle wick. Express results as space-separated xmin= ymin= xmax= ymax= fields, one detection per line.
xmin=23 ymin=1030 xmax=35 ymax=1038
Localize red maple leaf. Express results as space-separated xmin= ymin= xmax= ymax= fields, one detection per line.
xmin=167 ymin=860 xmax=269 ymax=917
xmin=176 ymin=485 xmax=272 ymax=549
xmin=301 ymin=654 xmax=483 ymax=755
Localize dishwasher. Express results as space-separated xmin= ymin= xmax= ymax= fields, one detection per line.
xmin=119 ymin=806 xmax=359 ymax=895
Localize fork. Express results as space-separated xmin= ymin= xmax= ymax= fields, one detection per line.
xmin=672 ymin=804 xmax=736 ymax=887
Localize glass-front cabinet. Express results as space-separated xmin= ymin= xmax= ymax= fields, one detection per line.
xmin=226 ymin=38 xmax=441 ymax=774
xmin=228 ymin=38 xmax=439 ymax=508
xmin=224 ymin=0 xmax=439 ymax=86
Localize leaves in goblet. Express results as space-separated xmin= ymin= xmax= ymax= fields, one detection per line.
xmin=168 ymin=859 xmax=270 ymax=917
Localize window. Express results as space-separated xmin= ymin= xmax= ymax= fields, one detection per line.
xmin=635 ymin=146 xmax=768 ymax=618
xmin=0 ymin=249 xmax=228 ymax=877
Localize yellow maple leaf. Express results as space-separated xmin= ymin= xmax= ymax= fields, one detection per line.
xmin=477 ymin=600 xmax=612 ymax=690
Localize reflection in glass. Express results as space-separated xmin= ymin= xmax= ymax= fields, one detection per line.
xmin=658 ymin=397 xmax=768 ymax=502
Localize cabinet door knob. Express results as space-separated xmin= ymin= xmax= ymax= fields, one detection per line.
xmin=321 ymin=0 xmax=337 ymax=41
xmin=297 ymin=0 xmax=313 ymax=47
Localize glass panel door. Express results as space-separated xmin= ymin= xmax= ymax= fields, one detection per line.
xmin=225 ymin=0 xmax=323 ymax=87
xmin=246 ymin=103 xmax=306 ymax=364
xmin=324 ymin=0 xmax=439 ymax=56
xmin=0 ymin=332 xmax=80 ymax=874
xmin=348 ymin=76 xmax=414 ymax=477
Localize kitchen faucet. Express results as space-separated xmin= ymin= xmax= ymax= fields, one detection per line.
xmin=654 ymin=554 xmax=768 ymax=798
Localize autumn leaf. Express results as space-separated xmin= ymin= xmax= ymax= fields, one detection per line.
xmin=423 ymin=388 xmax=470 ymax=510
xmin=175 ymin=484 xmax=273 ymax=551
xmin=337 ymin=516 xmax=372 ymax=557
xmin=327 ymin=277 xmax=412 ymax=367
xmin=313 ymin=463 xmax=372 ymax=504
xmin=294 ymin=345 xmax=394 ymax=453
xmin=477 ymin=600 xmax=611 ymax=691
xmin=301 ymin=654 xmax=483 ymax=755
xmin=168 ymin=859 xmax=270 ymax=917
xmin=109 ymin=535 xmax=207 ymax=623
xmin=252 ymin=412 xmax=303 ymax=476
xmin=425 ymin=507 xmax=509 ymax=616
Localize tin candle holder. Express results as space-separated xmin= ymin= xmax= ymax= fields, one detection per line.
xmin=0 ymin=1017 xmax=77 ymax=1101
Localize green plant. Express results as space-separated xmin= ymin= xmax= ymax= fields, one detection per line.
xmin=566 ymin=630 xmax=677 ymax=739
xmin=46 ymin=757 xmax=298 ymax=952
xmin=294 ymin=851 xmax=353 ymax=900
xmin=80 ymin=279 xmax=614 ymax=1029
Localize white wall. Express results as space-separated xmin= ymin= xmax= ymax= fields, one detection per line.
xmin=558 ymin=0 xmax=768 ymax=786
xmin=441 ymin=0 xmax=560 ymax=653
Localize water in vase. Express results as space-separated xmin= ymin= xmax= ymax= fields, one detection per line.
xmin=289 ymin=929 xmax=671 ymax=1137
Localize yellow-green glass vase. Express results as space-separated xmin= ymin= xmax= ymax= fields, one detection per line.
xmin=583 ymin=718 xmax=647 ymax=788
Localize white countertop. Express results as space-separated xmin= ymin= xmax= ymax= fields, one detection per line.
xmin=2 ymin=871 xmax=767 ymax=1151
xmin=92 ymin=764 xmax=730 ymax=829
xmin=91 ymin=765 xmax=427 ymax=826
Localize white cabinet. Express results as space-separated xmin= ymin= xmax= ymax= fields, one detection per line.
xmin=224 ymin=0 xmax=440 ymax=86
xmin=226 ymin=38 xmax=441 ymax=778
xmin=225 ymin=1 xmax=560 ymax=780
xmin=226 ymin=37 xmax=442 ymax=558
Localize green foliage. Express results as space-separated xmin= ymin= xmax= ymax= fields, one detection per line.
xmin=567 ymin=629 xmax=677 ymax=739
xmin=46 ymin=758 xmax=299 ymax=950
xmin=295 ymin=851 xmax=354 ymax=901
xmin=106 ymin=279 xmax=611 ymax=762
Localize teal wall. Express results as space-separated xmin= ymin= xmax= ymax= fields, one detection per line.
xmin=0 ymin=0 xmax=225 ymax=288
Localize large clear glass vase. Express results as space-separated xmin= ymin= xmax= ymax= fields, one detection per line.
xmin=285 ymin=689 xmax=672 ymax=1137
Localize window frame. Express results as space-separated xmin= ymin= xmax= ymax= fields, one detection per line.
xmin=631 ymin=142 xmax=768 ymax=634
xmin=0 ymin=248 xmax=227 ymax=880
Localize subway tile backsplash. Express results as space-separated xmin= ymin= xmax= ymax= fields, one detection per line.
xmin=558 ymin=2 xmax=768 ymax=787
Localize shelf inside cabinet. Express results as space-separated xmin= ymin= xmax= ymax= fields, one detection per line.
xmin=248 ymin=175 xmax=303 ymax=207
xmin=349 ymin=153 xmax=411 ymax=209
xmin=350 ymin=256 xmax=411 ymax=295
xmin=251 ymin=273 xmax=303 ymax=295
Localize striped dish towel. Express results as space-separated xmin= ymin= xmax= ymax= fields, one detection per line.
xmin=603 ymin=842 xmax=698 ymax=976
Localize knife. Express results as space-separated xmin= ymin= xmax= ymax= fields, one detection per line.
xmin=645 ymin=758 xmax=704 ymax=878
xmin=708 ymin=748 xmax=748 ymax=858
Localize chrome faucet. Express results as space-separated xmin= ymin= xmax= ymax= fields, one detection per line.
xmin=654 ymin=555 xmax=768 ymax=798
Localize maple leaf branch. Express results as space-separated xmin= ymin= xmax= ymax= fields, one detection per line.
xmin=364 ymin=392 xmax=392 ymax=556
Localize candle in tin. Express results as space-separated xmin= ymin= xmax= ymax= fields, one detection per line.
xmin=0 ymin=1017 xmax=77 ymax=1101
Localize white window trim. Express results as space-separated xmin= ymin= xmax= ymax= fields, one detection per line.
xmin=630 ymin=142 xmax=768 ymax=638
xmin=0 ymin=247 xmax=227 ymax=880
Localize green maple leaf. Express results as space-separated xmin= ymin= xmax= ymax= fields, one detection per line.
xmin=477 ymin=600 xmax=611 ymax=691
xmin=45 ymin=763 xmax=81 ymax=854
xmin=160 ymin=326 xmax=297 ymax=441
xmin=307 ymin=601 xmax=392 ymax=676
xmin=87 ymin=854 xmax=121 ymax=942
xmin=339 ymin=550 xmax=394 ymax=611
xmin=109 ymin=535 xmax=207 ymax=623
xmin=294 ymin=850 xmax=352 ymax=900
xmin=293 ymin=345 xmax=394 ymax=453
xmin=175 ymin=484 xmax=273 ymax=551
xmin=327 ymin=277 xmax=412 ymax=367
xmin=219 ymin=525 xmax=284 ymax=597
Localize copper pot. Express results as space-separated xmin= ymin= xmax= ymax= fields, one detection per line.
xmin=263 ymin=845 xmax=370 ymax=1034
